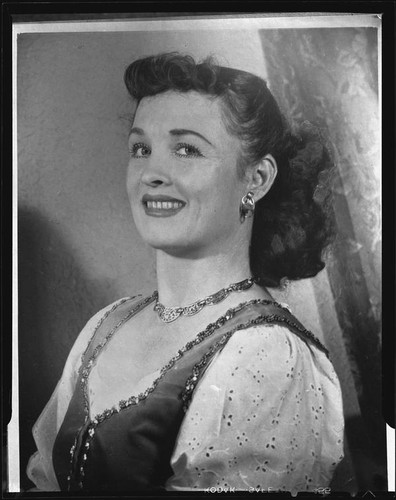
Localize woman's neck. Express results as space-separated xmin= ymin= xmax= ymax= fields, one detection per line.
xmin=155 ymin=243 xmax=252 ymax=307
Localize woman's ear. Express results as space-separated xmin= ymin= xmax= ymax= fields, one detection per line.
xmin=247 ymin=154 xmax=278 ymax=201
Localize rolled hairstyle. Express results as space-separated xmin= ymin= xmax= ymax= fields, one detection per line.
xmin=124 ymin=52 xmax=335 ymax=287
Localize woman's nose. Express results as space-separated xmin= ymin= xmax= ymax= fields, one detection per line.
xmin=140 ymin=155 xmax=172 ymax=187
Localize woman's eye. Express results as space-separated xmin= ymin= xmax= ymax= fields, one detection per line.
xmin=175 ymin=143 xmax=203 ymax=158
xmin=129 ymin=143 xmax=151 ymax=158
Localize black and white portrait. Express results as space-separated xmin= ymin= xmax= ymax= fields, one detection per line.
xmin=7 ymin=11 xmax=391 ymax=496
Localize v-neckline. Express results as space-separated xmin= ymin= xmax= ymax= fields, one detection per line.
xmin=80 ymin=296 xmax=282 ymax=423
xmin=78 ymin=294 xmax=327 ymax=427
xmin=80 ymin=294 xmax=157 ymax=419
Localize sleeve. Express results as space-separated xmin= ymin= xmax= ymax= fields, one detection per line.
xmin=166 ymin=324 xmax=344 ymax=493
xmin=26 ymin=298 xmax=129 ymax=491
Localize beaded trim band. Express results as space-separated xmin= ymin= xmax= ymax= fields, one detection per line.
xmin=67 ymin=296 xmax=327 ymax=490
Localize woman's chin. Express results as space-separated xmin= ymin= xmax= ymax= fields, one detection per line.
xmin=140 ymin=234 xmax=204 ymax=257
xmin=152 ymin=243 xmax=195 ymax=257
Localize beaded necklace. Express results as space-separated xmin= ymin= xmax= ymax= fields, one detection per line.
xmin=153 ymin=277 xmax=255 ymax=323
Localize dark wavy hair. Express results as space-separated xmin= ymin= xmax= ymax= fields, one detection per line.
xmin=124 ymin=52 xmax=335 ymax=287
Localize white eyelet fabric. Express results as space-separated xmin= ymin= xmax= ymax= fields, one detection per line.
xmin=166 ymin=325 xmax=344 ymax=493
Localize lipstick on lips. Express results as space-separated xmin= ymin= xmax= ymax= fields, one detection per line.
xmin=142 ymin=194 xmax=186 ymax=217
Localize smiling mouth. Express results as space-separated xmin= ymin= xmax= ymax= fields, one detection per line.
xmin=145 ymin=201 xmax=184 ymax=210
xmin=142 ymin=196 xmax=186 ymax=217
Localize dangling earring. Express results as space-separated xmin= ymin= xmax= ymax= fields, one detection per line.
xmin=240 ymin=191 xmax=255 ymax=222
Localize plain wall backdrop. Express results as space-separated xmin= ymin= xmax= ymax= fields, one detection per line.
xmin=16 ymin=25 xmax=381 ymax=491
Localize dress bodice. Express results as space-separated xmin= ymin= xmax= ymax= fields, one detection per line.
xmin=51 ymin=294 xmax=329 ymax=492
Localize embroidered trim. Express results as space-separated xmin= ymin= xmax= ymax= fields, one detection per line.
xmin=181 ymin=313 xmax=329 ymax=412
xmin=67 ymin=297 xmax=326 ymax=490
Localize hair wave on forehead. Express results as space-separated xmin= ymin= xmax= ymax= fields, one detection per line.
xmin=124 ymin=52 xmax=288 ymax=170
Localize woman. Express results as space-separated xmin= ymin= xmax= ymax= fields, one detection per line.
xmin=27 ymin=52 xmax=344 ymax=493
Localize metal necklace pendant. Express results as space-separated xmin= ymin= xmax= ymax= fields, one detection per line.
xmin=153 ymin=277 xmax=255 ymax=323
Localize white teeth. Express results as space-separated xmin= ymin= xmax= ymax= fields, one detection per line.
xmin=146 ymin=200 xmax=183 ymax=210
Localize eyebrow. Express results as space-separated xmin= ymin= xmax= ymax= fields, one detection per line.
xmin=169 ymin=129 xmax=213 ymax=146
xmin=129 ymin=127 xmax=145 ymax=137
xmin=129 ymin=126 xmax=213 ymax=146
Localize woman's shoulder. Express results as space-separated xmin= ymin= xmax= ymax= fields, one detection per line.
xmin=224 ymin=321 xmax=319 ymax=361
xmin=68 ymin=295 xmax=145 ymax=360
xmin=82 ymin=294 xmax=148 ymax=330
xmin=78 ymin=297 xmax=131 ymax=336
xmin=171 ymin=321 xmax=344 ymax=493
xmin=206 ymin=321 xmax=339 ymax=388
xmin=188 ymin=321 xmax=342 ymax=426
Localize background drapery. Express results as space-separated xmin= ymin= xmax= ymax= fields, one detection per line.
xmin=260 ymin=28 xmax=383 ymax=491
xmin=16 ymin=25 xmax=383 ymax=493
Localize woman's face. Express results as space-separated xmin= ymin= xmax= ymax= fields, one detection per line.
xmin=126 ymin=90 xmax=249 ymax=256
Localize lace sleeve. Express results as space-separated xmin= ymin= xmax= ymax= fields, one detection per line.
xmin=26 ymin=298 xmax=131 ymax=491
xmin=166 ymin=324 xmax=344 ymax=493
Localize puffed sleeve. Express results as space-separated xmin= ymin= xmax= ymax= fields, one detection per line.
xmin=166 ymin=324 xmax=344 ymax=493
xmin=26 ymin=298 xmax=128 ymax=491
